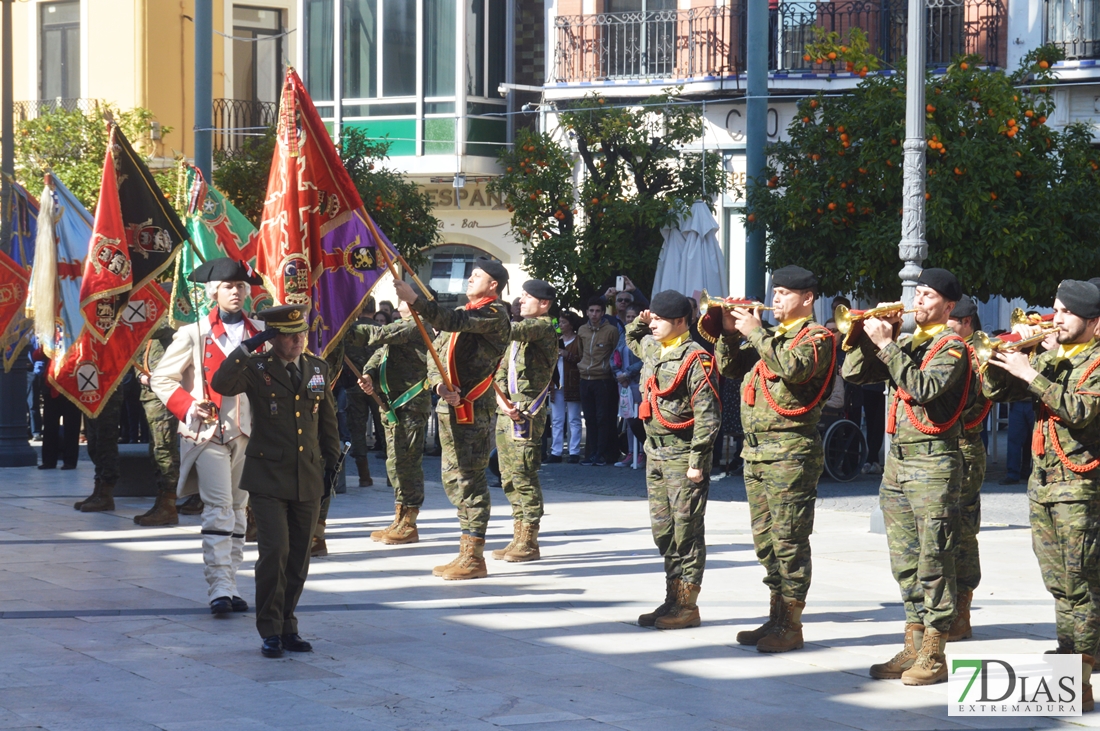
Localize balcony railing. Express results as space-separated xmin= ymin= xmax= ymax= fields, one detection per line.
xmin=1046 ymin=0 xmax=1100 ymax=59
xmin=553 ymin=1 xmax=1006 ymax=83
xmin=14 ymin=98 xmax=99 ymax=122
xmin=212 ymin=98 xmax=277 ymax=152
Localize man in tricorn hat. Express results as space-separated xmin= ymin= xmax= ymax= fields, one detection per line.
xmin=842 ymin=267 xmax=970 ymax=686
xmin=151 ymin=258 xmax=266 ymax=616
xmin=211 ymin=303 xmax=341 ymax=658
xmin=627 ymin=290 xmax=720 ymax=630
xmin=393 ymin=257 xmax=511 ymax=580
xmin=716 ymin=265 xmax=836 ymax=653
xmin=985 ymin=279 xmax=1100 ymax=711
xmin=490 ymin=279 xmax=559 ymax=563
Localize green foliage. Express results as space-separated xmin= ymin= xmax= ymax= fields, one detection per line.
xmin=749 ymin=45 xmax=1100 ymax=303
xmin=16 ymin=104 xmax=171 ymax=208
xmin=490 ymin=91 xmax=729 ymax=308
xmin=213 ymin=127 xmax=439 ymax=270
xmin=803 ymin=27 xmax=881 ymax=77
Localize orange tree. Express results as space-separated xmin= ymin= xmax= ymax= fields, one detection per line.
xmin=489 ymin=92 xmax=728 ymax=308
xmin=749 ymin=46 xmax=1100 ymax=302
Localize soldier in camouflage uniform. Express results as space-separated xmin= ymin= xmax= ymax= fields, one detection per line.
xmin=985 ymin=279 xmax=1100 ymax=712
xmin=491 ymin=280 xmax=559 ymax=563
xmin=74 ymin=388 xmax=124 ymax=512
xmin=394 ymin=257 xmax=511 ymax=580
xmin=842 ymin=268 xmax=970 ymax=686
xmin=627 ymin=290 xmax=721 ymax=630
xmin=715 ymin=266 xmax=835 ymax=653
xmin=134 ymin=326 xmax=182 ymax=526
xmin=946 ymin=296 xmax=990 ymax=641
xmin=349 ymin=299 xmax=431 ymax=545
xmin=344 ymin=313 xmax=375 ymax=487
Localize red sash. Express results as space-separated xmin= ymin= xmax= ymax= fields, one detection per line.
xmin=447 ymin=296 xmax=498 ymax=424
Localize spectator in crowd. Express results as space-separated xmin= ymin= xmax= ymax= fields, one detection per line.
xmin=578 ymin=296 xmax=621 ymax=466
xmin=377 ymin=300 xmax=394 ymax=320
xmin=35 ymin=346 xmax=80 ymax=471
xmin=829 ymin=295 xmax=885 ymax=473
xmin=28 ymin=344 xmax=43 ymax=440
xmin=603 ymin=276 xmax=650 ymax=332
xmin=373 ymin=311 xmax=390 ymax=327
xmin=613 ymin=304 xmax=645 ymax=467
xmin=822 ymin=319 xmax=846 ymax=416
xmin=1002 ymin=402 xmax=1034 ymax=484
xmin=547 ymin=311 xmax=583 ymax=463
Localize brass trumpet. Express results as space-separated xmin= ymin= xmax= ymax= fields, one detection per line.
xmin=1010 ymin=307 xmax=1057 ymax=330
xmin=834 ymin=302 xmax=917 ymax=335
xmin=973 ymin=330 xmax=1047 ymax=372
xmin=699 ymin=290 xmax=774 ymax=312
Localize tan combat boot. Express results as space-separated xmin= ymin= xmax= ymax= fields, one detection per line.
xmin=74 ymin=481 xmax=102 ymax=511
xmin=505 ymin=523 xmax=541 ymax=562
xmin=492 ymin=520 xmax=521 ymax=560
xmin=355 ymin=457 xmax=373 ymax=487
xmin=902 ymin=626 xmax=948 ymax=685
xmin=134 ymin=491 xmax=179 ymax=526
xmin=382 ymin=506 xmax=419 ymax=545
xmin=311 ymin=521 xmax=328 ymax=557
xmin=870 ymin=623 xmax=924 ymax=679
xmin=245 ymin=505 xmax=258 ymax=542
xmin=947 ymin=589 xmax=973 ymax=642
xmin=639 ymin=578 xmax=678 ymax=627
xmin=736 ymin=593 xmax=783 ymax=646
xmin=1084 ymin=654 xmax=1095 ymax=712
xmin=1045 ymin=638 xmax=1074 ymax=654
xmin=757 ymin=597 xmax=806 ymax=653
xmin=441 ymin=535 xmax=488 ymax=580
xmin=372 ymin=505 xmax=404 ymax=542
xmin=80 ymin=482 xmax=115 ymax=512
xmin=655 ymin=581 xmax=701 ymax=629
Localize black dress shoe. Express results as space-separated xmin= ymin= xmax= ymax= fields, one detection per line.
xmin=60 ymin=463 xmax=76 ymax=470
xmin=543 ymin=454 xmax=562 ymax=464
xmin=231 ymin=596 xmax=248 ymax=612
xmin=209 ymin=596 xmax=233 ymax=616
xmin=261 ymin=635 xmax=283 ymax=658
xmin=37 ymin=464 xmax=56 ymax=470
xmin=280 ymin=633 xmax=313 ymax=652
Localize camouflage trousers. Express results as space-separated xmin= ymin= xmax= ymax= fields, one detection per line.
xmin=386 ymin=408 xmax=429 ymax=508
xmin=438 ymin=398 xmax=494 ymax=537
xmin=1030 ymin=496 xmax=1100 ymax=655
xmin=957 ymin=434 xmax=986 ymax=592
xmin=495 ymin=412 xmax=547 ymax=524
xmin=646 ymin=454 xmax=709 ymax=586
xmin=743 ymin=440 xmax=823 ymax=602
xmin=880 ymin=442 xmax=961 ymax=632
xmin=141 ymin=389 xmax=179 ymax=494
xmin=85 ymin=389 xmax=124 ymax=485
xmin=345 ymin=388 xmax=372 ymax=460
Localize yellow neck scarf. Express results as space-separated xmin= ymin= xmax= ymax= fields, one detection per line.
xmin=1056 ymin=339 xmax=1095 ymax=362
xmin=911 ymin=322 xmax=947 ymax=347
xmin=776 ymin=316 xmax=810 ymax=336
xmin=660 ymin=330 xmax=690 ymax=356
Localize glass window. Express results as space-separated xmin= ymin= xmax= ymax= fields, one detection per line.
xmin=304 ymin=0 xmax=334 ymax=101
xmin=424 ymin=0 xmax=456 ymax=97
xmin=466 ymin=0 xmax=484 ymax=96
xmin=232 ymin=6 xmax=284 ymax=104
xmin=421 ymin=245 xmax=493 ymax=303
xmin=39 ymin=1 xmax=80 ymax=101
xmin=383 ymin=0 xmax=416 ymax=96
xmin=343 ymin=0 xmax=378 ymax=99
xmin=486 ymin=0 xmax=505 ymax=98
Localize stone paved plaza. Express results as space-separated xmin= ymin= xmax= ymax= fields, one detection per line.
xmin=0 ymin=453 xmax=1089 ymax=730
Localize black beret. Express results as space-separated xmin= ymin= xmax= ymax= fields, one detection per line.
xmin=950 ymin=296 xmax=978 ymax=320
xmin=187 ymin=257 xmax=263 ymax=285
xmin=1089 ymin=277 xmax=1100 ymax=290
xmin=257 ymin=303 xmax=310 ymax=333
xmin=473 ymin=257 xmax=508 ymax=288
xmin=771 ymin=265 xmax=817 ymax=291
xmin=916 ymin=268 xmax=962 ymax=302
xmin=650 ymin=290 xmax=692 ymax=320
xmin=1056 ymin=280 xmax=1100 ymax=319
xmin=522 ymin=279 xmax=555 ymax=301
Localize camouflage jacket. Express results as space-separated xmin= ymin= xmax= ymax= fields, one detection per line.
xmin=961 ymin=332 xmax=991 ymax=440
xmin=494 ymin=315 xmax=558 ymax=416
xmin=626 ymin=318 xmax=721 ymax=469
xmin=411 ymin=295 xmax=510 ymax=412
xmin=343 ymin=317 xmax=378 ymax=372
xmin=984 ymin=340 xmax=1100 ymax=501
xmin=137 ymin=326 xmax=176 ymax=403
xmin=348 ymin=318 xmax=431 ymax=415
xmin=841 ymin=327 xmax=970 ymax=446
xmin=715 ymin=320 xmax=834 ymax=459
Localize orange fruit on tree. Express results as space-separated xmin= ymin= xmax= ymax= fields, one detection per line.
xmin=1039 ymin=60 xmax=1049 ymax=69
xmin=1025 ymin=109 xmax=1034 ymax=117
xmin=926 ymin=104 xmax=936 ymax=113
xmin=803 ymin=54 xmax=811 ymax=62
xmin=828 ymin=202 xmax=837 ymax=210
xmin=960 ymin=62 xmax=968 ymax=70
xmin=828 ymin=52 xmax=837 ymax=60
xmin=1007 ymin=119 xmax=1016 ymax=127
xmin=1015 ymin=170 xmax=1022 ymax=177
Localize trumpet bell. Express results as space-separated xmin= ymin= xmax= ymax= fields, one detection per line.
xmin=834 ymin=304 xmax=852 ymax=334
xmin=972 ymin=331 xmax=993 ymax=365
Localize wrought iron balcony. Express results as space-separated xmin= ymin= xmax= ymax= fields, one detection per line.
xmin=1046 ymin=0 xmax=1100 ymax=59
xmin=553 ymin=1 xmax=1006 ymax=83
xmin=212 ymin=98 xmax=277 ymax=151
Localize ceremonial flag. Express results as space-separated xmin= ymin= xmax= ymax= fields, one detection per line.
xmin=257 ymin=67 xmax=397 ymax=358
xmin=49 ymin=281 xmax=169 ymax=418
xmin=0 ymin=181 xmax=39 ymax=370
xmin=27 ymin=173 xmax=93 ymax=363
xmin=79 ymin=125 xmax=187 ymax=342
xmin=171 ymin=164 xmax=271 ymax=325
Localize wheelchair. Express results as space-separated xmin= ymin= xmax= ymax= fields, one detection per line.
xmin=818 ymin=409 xmax=868 ymax=482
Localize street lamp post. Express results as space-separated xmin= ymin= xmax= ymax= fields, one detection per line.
xmin=899 ymin=0 xmax=927 ymax=314
xmin=0 ymin=0 xmax=36 ymax=467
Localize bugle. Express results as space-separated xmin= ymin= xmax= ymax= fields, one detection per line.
xmin=834 ymin=303 xmax=917 ymax=351
xmin=972 ymin=330 xmax=1047 ymax=372
xmin=1010 ymin=307 xmax=1057 ymax=330
xmin=697 ymin=290 xmax=772 ymax=343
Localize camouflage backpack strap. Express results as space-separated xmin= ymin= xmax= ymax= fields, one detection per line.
xmin=886 ymin=332 xmax=971 ymax=436
xmin=743 ymin=323 xmax=836 ymax=416
xmin=1033 ymin=353 xmax=1100 ymax=473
